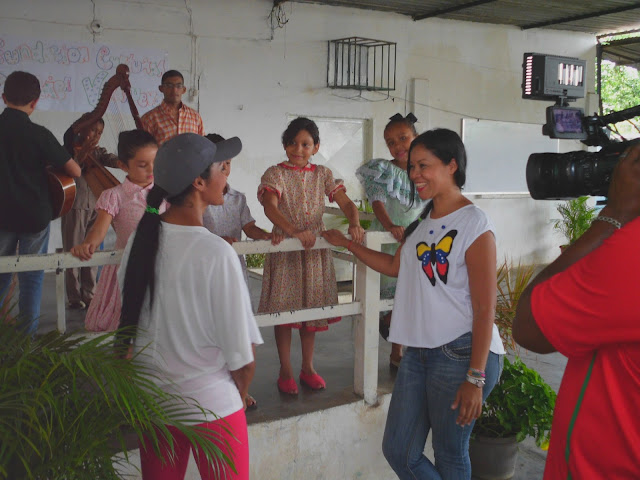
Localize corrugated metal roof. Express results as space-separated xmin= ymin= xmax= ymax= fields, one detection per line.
xmin=278 ymin=0 xmax=640 ymax=67
xmin=282 ymin=0 xmax=640 ymax=35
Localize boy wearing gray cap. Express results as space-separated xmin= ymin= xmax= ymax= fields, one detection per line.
xmin=118 ymin=133 xmax=260 ymax=479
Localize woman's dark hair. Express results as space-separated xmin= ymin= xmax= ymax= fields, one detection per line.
xmin=119 ymin=165 xmax=212 ymax=343
xmin=403 ymin=128 xmax=468 ymax=240
xmin=384 ymin=112 xmax=418 ymax=136
xmin=281 ymin=117 xmax=320 ymax=146
xmin=117 ymin=130 xmax=157 ymax=165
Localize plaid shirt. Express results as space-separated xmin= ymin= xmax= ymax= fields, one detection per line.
xmin=140 ymin=101 xmax=204 ymax=145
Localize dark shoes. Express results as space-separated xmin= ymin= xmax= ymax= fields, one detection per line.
xmin=379 ymin=317 xmax=390 ymax=341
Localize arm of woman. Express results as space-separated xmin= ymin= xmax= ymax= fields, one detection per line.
xmin=262 ymin=190 xmax=315 ymax=248
xmin=451 ymin=231 xmax=497 ymax=426
xmin=372 ymin=200 xmax=404 ymax=242
xmin=333 ymin=189 xmax=365 ymax=244
xmin=70 ymin=210 xmax=113 ymax=260
xmin=321 ymin=229 xmax=400 ymax=277
xmin=230 ymin=359 xmax=256 ymax=411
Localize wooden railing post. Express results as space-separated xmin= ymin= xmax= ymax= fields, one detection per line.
xmin=354 ymin=232 xmax=382 ymax=405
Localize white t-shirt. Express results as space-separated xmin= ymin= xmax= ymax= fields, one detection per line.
xmin=389 ymin=204 xmax=505 ymax=354
xmin=118 ymin=222 xmax=263 ymax=420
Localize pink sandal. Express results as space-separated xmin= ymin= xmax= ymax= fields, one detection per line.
xmin=277 ymin=377 xmax=298 ymax=395
xmin=299 ymin=371 xmax=326 ymax=390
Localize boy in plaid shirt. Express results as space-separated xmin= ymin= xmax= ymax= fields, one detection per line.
xmin=141 ymin=70 xmax=204 ymax=145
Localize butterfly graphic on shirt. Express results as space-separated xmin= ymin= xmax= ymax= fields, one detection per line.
xmin=416 ymin=230 xmax=458 ymax=286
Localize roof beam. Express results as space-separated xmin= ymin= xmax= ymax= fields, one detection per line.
xmin=521 ymin=3 xmax=640 ymax=30
xmin=413 ymin=0 xmax=497 ymax=21
xmin=600 ymin=36 xmax=640 ymax=48
xmin=604 ymin=52 xmax=639 ymax=64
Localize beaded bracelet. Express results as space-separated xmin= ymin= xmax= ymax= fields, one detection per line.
xmin=592 ymin=216 xmax=621 ymax=229
xmin=347 ymin=240 xmax=354 ymax=251
xmin=467 ymin=368 xmax=486 ymax=378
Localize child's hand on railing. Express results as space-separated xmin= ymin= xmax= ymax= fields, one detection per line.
xmin=222 ymin=236 xmax=238 ymax=245
xmin=270 ymin=232 xmax=285 ymax=245
xmin=321 ymin=229 xmax=349 ymax=248
xmin=292 ymin=229 xmax=316 ymax=249
xmin=388 ymin=225 xmax=405 ymax=242
xmin=348 ymin=224 xmax=365 ymax=244
xmin=70 ymin=242 xmax=99 ymax=261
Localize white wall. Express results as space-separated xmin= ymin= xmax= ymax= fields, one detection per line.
xmin=116 ymin=393 xmax=413 ymax=480
xmin=0 ymin=0 xmax=597 ymax=263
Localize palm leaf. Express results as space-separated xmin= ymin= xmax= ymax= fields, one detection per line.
xmin=0 ymin=322 xmax=235 ymax=479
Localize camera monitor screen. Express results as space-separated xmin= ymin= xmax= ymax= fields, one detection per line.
xmin=543 ymin=106 xmax=587 ymax=140
xmin=553 ymin=108 xmax=583 ymax=133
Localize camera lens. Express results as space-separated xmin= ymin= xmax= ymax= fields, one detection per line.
xmin=526 ymin=146 xmax=624 ymax=199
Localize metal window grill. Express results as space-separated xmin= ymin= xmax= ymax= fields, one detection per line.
xmin=327 ymin=37 xmax=396 ymax=91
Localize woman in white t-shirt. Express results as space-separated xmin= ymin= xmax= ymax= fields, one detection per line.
xmin=118 ymin=133 xmax=262 ymax=480
xmin=323 ymin=128 xmax=504 ymax=480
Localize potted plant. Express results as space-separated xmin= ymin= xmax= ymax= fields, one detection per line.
xmin=470 ymin=357 xmax=557 ymax=479
xmin=469 ymin=261 xmax=556 ymax=480
xmin=553 ymin=196 xmax=597 ymax=249
xmin=0 ymin=321 xmax=233 ymax=479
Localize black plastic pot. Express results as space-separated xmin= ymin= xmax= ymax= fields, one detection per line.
xmin=469 ymin=435 xmax=518 ymax=480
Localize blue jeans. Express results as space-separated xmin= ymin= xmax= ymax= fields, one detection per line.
xmin=382 ymin=332 xmax=503 ymax=480
xmin=0 ymin=226 xmax=50 ymax=334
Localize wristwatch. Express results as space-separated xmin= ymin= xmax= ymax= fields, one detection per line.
xmin=466 ymin=375 xmax=485 ymax=388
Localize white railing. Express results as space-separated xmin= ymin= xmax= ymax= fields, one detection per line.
xmin=0 ymin=231 xmax=396 ymax=405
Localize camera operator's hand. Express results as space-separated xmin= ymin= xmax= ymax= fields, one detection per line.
xmin=603 ymin=145 xmax=640 ymax=226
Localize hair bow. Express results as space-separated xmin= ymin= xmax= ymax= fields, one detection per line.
xmin=388 ymin=112 xmax=418 ymax=124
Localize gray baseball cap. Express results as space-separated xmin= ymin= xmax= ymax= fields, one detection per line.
xmin=154 ymin=133 xmax=242 ymax=196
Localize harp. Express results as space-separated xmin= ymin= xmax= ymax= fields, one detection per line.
xmin=70 ymin=64 xmax=143 ymax=199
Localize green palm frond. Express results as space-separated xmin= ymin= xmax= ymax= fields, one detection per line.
xmin=0 ymin=323 xmax=234 ymax=479
xmin=553 ymin=196 xmax=597 ymax=245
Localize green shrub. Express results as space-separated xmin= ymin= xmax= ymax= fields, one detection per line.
xmin=246 ymin=253 xmax=266 ymax=269
xmin=474 ymin=357 xmax=556 ymax=447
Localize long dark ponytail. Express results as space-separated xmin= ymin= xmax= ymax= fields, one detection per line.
xmin=403 ymin=128 xmax=468 ymax=241
xmin=118 ymin=165 xmax=214 ymax=344
xmin=119 ymin=185 xmax=167 ymax=341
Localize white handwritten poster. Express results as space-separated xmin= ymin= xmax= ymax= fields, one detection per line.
xmin=0 ymin=35 xmax=167 ymax=115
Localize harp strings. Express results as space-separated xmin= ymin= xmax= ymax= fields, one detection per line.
xmin=101 ymin=88 xmax=138 ymax=158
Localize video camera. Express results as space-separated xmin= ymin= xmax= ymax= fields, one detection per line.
xmin=522 ymin=52 xmax=640 ymax=199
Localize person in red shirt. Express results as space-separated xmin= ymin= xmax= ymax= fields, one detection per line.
xmin=514 ymin=144 xmax=640 ymax=479
xmin=141 ymin=70 xmax=204 ymax=145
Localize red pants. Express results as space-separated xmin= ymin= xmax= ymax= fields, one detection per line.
xmin=140 ymin=409 xmax=249 ymax=480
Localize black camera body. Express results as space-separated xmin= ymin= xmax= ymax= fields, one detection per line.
xmin=522 ymin=52 xmax=636 ymax=200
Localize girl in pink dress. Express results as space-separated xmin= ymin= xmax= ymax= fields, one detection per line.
xmin=258 ymin=117 xmax=365 ymax=394
xmin=71 ymin=130 xmax=167 ymax=332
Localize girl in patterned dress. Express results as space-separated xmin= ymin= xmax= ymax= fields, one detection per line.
xmin=258 ymin=117 xmax=365 ymax=394
xmin=355 ymin=113 xmax=428 ymax=368
xmin=71 ymin=130 xmax=168 ymax=332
